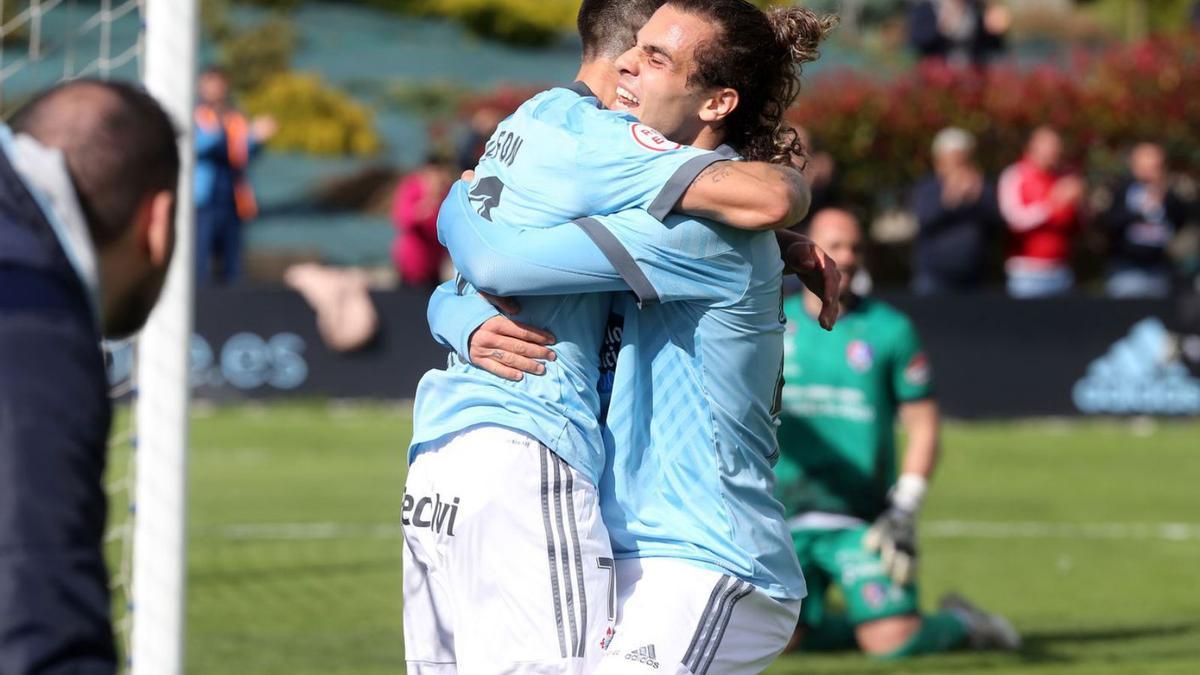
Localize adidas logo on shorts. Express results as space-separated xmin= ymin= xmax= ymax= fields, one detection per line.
xmin=623 ymin=644 xmax=659 ymax=669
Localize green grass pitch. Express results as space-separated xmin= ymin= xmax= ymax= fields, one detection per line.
xmin=108 ymin=403 xmax=1200 ymax=674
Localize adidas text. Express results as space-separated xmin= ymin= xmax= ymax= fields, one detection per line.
xmin=622 ymin=644 xmax=659 ymax=669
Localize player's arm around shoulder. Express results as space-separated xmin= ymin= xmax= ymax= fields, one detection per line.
xmin=567 ymin=99 xmax=807 ymax=228
xmin=676 ymin=160 xmax=812 ymax=231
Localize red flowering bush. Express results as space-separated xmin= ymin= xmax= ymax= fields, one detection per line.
xmin=459 ymin=34 xmax=1200 ymax=215
xmin=790 ymin=33 xmax=1200 ymax=211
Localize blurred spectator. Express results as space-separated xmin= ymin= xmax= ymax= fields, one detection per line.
xmin=911 ymin=128 xmax=1002 ymax=294
xmin=455 ymin=106 xmax=505 ymax=172
xmin=1098 ymin=143 xmax=1190 ymax=298
xmin=795 ymin=125 xmax=839 ymax=227
xmin=194 ymin=66 xmax=276 ymax=285
xmin=1193 ymin=1 xmax=1200 ymax=29
xmin=908 ymin=0 xmax=1009 ymax=68
xmin=998 ymin=126 xmax=1085 ymax=298
xmin=391 ymin=155 xmax=454 ymax=288
xmin=285 ymin=263 xmax=379 ymax=352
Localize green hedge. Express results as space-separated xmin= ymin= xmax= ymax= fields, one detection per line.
xmin=204 ymin=4 xmax=381 ymax=157
xmin=243 ymin=73 xmax=383 ymax=156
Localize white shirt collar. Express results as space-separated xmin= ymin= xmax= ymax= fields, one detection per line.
xmin=0 ymin=125 xmax=101 ymax=321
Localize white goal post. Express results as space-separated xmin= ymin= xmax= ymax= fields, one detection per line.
xmin=132 ymin=1 xmax=197 ymax=674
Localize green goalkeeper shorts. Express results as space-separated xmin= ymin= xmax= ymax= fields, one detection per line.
xmin=792 ymin=525 xmax=919 ymax=627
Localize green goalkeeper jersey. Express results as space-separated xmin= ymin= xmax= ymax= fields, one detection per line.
xmin=775 ymin=295 xmax=933 ymax=522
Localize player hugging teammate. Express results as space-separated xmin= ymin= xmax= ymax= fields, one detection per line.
xmin=404 ymin=0 xmax=843 ymax=673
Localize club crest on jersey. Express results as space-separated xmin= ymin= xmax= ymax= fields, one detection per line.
xmin=846 ymin=340 xmax=874 ymax=373
xmin=905 ymin=352 xmax=931 ymax=386
xmin=630 ymin=123 xmax=680 ymax=152
xmin=862 ymin=582 xmax=887 ymax=609
xmin=599 ymin=626 xmax=615 ymax=651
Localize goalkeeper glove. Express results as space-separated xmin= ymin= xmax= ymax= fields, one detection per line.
xmin=863 ymin=473 xmax=927 ymax=586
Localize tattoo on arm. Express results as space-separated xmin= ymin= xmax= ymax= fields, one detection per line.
xmin=698 ymin=162 xmax=734 ymax=184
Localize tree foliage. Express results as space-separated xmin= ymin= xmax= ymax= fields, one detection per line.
xmin=243 ymin=73 xmax=383 ymax=156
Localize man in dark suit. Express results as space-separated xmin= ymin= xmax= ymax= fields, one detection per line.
xmin=1099 ymin=142 xmax=1193 ymax=298
xmin=0 ymin=80 xmax=178 ymax=674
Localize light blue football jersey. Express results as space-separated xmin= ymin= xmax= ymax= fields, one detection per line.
xmin=430 ymin=183 xmax=806 ymax=600
xmin=594 ymin=213 xmax=805 ymax=601
xmin=412 ymin=83 xmax=722 ymax=486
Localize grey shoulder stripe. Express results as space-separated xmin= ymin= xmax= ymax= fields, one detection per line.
xmin=713 ymin=144 xmax=738 ymax=160
xmin=572 ymin=217 xmax=660 ymax=307
xmin=695 ymin=581 xmax=755 ymax=675
xmin=647 ymin=152 xmax=724 ymax=221
xmin=540 ymin=447 xmax=568 ymax=658
xmin=682 ymin=576 xmax=732 ymax=667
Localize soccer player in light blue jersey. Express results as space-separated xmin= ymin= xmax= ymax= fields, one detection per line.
xmin=425 ymin=2 xmax=839 ymax=672
xmin=401 ymin=2 xmax=826 ymax=673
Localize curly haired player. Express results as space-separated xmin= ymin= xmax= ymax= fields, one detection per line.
xmin=425 ymin=1 xmax=840 ymax=672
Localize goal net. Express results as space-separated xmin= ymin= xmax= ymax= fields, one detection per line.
xmin=0 ymin=2 xmax=197 ymax=674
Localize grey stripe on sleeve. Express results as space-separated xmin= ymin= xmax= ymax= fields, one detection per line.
xmin=646 ymin=151 xmax=725 ymax=221
xmin=572 ymin=217 xmax=660 ymax=307
xmin=540 ymin=447 xmax=568 ymax=658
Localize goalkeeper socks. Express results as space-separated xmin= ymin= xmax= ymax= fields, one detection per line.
xmin=797 ymin=614 xmax=858 ymax=652
xmin=879 ymin=611 xmax=970 ymax=659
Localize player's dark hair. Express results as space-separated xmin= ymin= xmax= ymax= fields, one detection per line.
xmin=667 ymin=0 xmax=837 ymax=164
xmin=10 ymin=79 xmax=180 ymax=248
xmin=578 ymin=0 xmax=666 ymax=61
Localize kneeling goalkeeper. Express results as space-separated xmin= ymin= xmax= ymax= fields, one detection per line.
xmin=776 ymin=208 xmax=1021 ymax=658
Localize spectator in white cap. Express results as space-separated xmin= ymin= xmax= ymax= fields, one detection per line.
xmin=911 ymin=127 xmax=1003 ymax=294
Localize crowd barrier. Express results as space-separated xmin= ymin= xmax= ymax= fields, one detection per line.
xmin=191 ymin=288 xmax=1200 ymax=418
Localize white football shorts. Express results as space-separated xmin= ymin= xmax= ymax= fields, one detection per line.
xmin=592 ymin=558 xmax=801 ymax=675
xmin=402 ymin=425 xmax=616 ymax=674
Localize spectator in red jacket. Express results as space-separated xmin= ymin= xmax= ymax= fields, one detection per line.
xmin=998 ymin=126 xmax=1085 ymax=298
xmin=391 ymin=155 xmax=454 ymax=288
